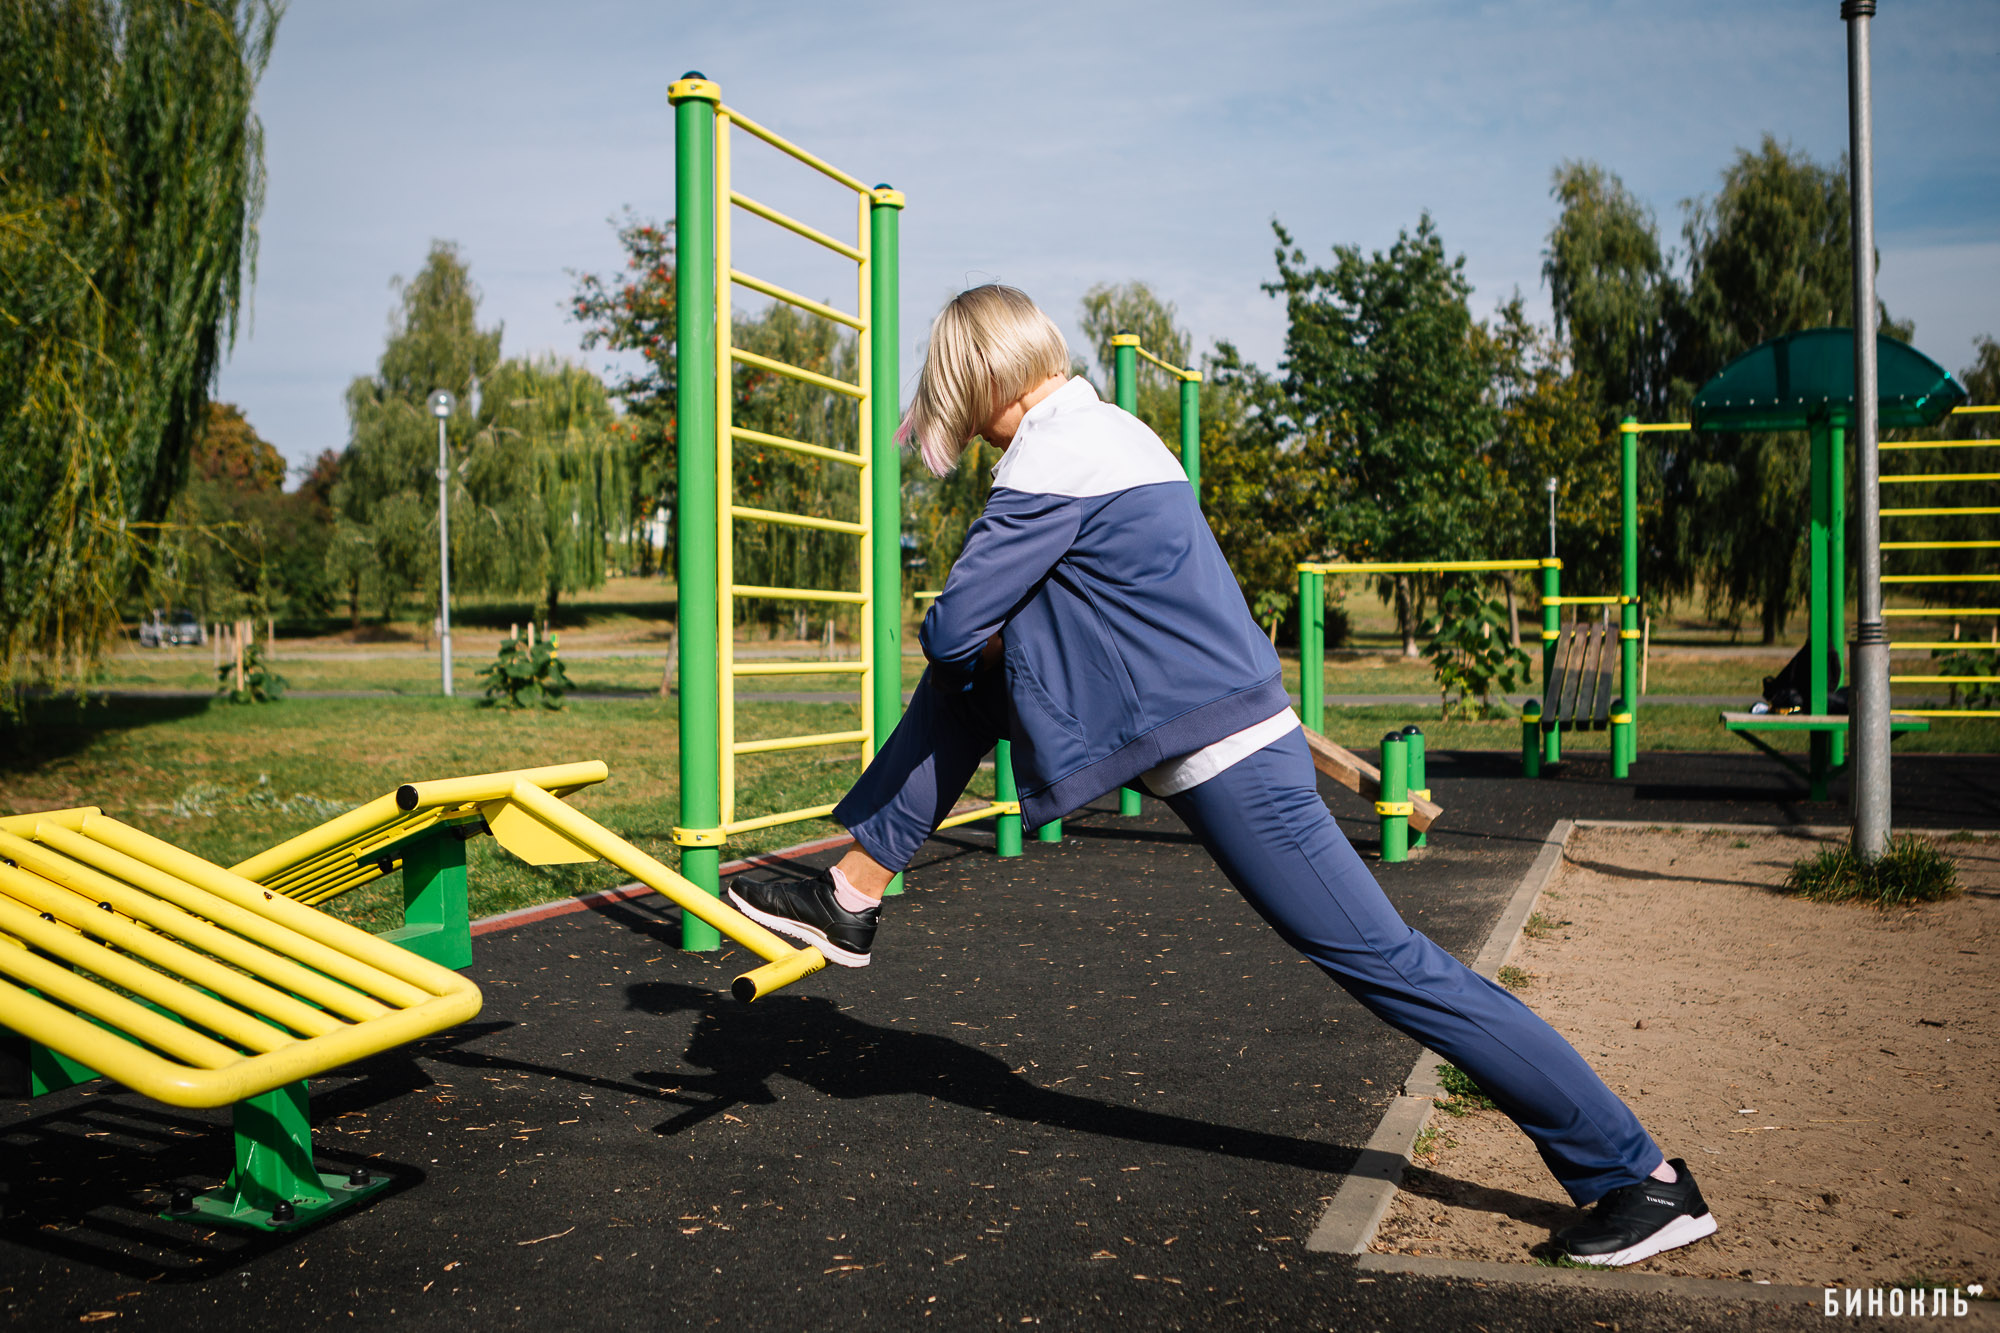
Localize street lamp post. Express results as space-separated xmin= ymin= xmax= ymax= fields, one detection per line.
xmin=428 ymin=390 xmax=456 ymax=697
xmin=1544 ymin=476 xmax=1559 ymax=558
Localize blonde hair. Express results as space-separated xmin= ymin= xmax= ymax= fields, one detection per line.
xmin=897 ymin=284 xmax=1069 ymax=476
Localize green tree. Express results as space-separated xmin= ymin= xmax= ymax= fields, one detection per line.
xmin=1077 ymin=280 xmax=1193 ymax=443
xmin=571 ymin=213 xmax=676 ymax=574
xmin=1263 ymin=215 xmax=1504 ymax=652
xmin=1543 ymin=160 xmax=1674 ymax=425
xmin=0 ymin=0 xmax=279 ymax=697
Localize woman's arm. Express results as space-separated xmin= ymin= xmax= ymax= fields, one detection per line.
xmin=918 ymin=490 xmax=1085 ymax=681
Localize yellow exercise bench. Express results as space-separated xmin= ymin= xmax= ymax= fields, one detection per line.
xmin=0 ymin=762 xmax=824 ymax=1232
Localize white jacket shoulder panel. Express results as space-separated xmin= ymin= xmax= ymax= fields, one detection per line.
xmin=989 ymin=377 xmax=1188 ymax=499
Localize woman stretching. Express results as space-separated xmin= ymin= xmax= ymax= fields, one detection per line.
xmin=727 ymin=284 xmax=1717 ymax=1268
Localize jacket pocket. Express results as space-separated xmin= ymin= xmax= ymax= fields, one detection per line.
xmin=1006 ymin=641 xmax=1090 ymax=744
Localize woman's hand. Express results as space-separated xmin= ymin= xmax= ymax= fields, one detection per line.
xmin=980 ymin=633 xmax=1004 ymax=669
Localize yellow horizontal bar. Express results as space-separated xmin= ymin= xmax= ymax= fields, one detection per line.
xmin=732 ymin=660 xmax=868 ymax=676
xmin=1301 ymin=559 xmax=1548 ymax=574
xmin=1883 ymin=506 xmax=2000 ymax=516
xmin=914 ymin=590 xmax=941 ymax=601
xmin=729 ymin=189 xmax=865 ymax=263
xmin=731 ymin=268 xmax=864 ymax=331
xmin=731 ymin=424 xmax=866 ymax=468
xmin=1882 ymin=540 xmax=2000 ymax=550
xmin=1620 ymin=422 xmax=1693 ymax=433
xmin=934 ymin=802 xmax=1015 ymax=832
xmin=1883 ymin=607 xmax=2000 ymax=615
xmin=1882 ymin=472 xmax=2000 ymax=484
xmin=731 ymin=346 xmax=866 ymax=400
xmin=731 ymin=504 xmax=866 ymax=537
xmin=723 ymin=804 xmax=840 ymax=837
xmin=1546 ymin=595 xmax=1626 ymax=606
xmin=0 ymin=938 xmax=240 ymax=1069
xmin=1894 ymin=708 xmax=2000 ymax=717
xmin=731 ymin=728 xmax=870 ymax=757
xmin=1891 ymin=675 xmax=2000 ymax=683
xmin=1882 ymin=439 xmax=2000 ymax=450
xmin=732 ymin=583 xmax=867 ymax=605
xmin=1953 ymin=404 xmax=2000 ymax=414
xmin=719 ymin=105 xmax=870 ymax=194
xmin=1132 ymin=344 xmax=1201 ymax=381
xmin=1890 ymin=642 xmax=2000 ymax=650
xmin=1881 ymin=574 xmax=2000 ymax=584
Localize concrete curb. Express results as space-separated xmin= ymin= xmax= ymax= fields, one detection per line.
xmin=1306 ymin=819 xmax=1576 ymax=1254
xmin=1352 ymin=1254 xmax=1825 ymax=1304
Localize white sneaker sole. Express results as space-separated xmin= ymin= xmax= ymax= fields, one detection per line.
xmin=1566 ymin=1211 xmax=1718 ymax=1267
xmin=725 ymin=888 xmax=872 ymax=968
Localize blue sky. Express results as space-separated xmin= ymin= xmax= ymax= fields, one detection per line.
xmin=221 ymin=0 xmax=2000 ymax=478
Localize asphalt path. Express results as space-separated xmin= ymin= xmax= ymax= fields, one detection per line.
xmin=4 ymin=751 xmax=1993 ymax=1329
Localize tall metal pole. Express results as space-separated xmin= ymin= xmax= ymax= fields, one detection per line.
xmin=428 ymin=390 xmax=456 ymax=697
xmin=1110 ymin=332 xmax=1142 ymax=817
xmin=1180 ymin=374 xmax=1201 ymax=503
xmin=869 ymin=184 xmax=908 ymax=884
xmin=1844 ymin=1 xmax=1890 ymax=857
xmin=669 ymin=72 xmax=723 ymax=948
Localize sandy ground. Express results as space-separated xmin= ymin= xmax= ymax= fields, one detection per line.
xmin=1370 ymin=826 xmax=1999 ymax=1290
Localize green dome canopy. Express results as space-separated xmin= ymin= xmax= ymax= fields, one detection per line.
xmin=1689 ymin=327 xmax=1966 ymax=433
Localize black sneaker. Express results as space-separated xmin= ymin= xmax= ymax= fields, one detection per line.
xmin=1554 ymin=1159 xmax=1718 ymax=1266
xmin=726 ymin=870 xmax=878 ymax=968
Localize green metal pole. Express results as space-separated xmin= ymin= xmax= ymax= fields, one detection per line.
xmin=1378 ymin=733 xmax=1408 ymax=864
xmin=1521 ymin=699 xmax=1543 ymax=777
xmin=870 ymin=185 xmax=906 ymax=894
xmin=1180 ymin=375 xmax=1201 ymax=503
xmin=1830 ymin=419 xmax=1848 ymax=769
xmin=1037 ymin=816 xmax=1062 ymax=844
xmin=1809 ymin=419 xmax=1832 ymax=800
xmin=994 ymin=739 xmax=1023 ymax=857
xmin=1400 ymin=725 xmax=1426 ymax=849
xmin=1300 ymin=568 xmax=1324 ymax=732
xmin=671 ymin=73 xmax=722 ymax=951
xmin=1112 ymin=333 xmax=1143 ymax=818
xmin=1619 ymin=417 xmax=1640 ymax=771
xmin=1610 ymin=697 xmax=1631 ymax=778
xmin=1542 ymin=560 xmax=1561 ymax=770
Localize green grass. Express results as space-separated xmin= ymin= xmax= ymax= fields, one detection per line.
xmin=1432 ymin=1063 xmax=1499 ymax=1117
xmin=1 ymin=692 xmax=881 ymax=934
xmin=1495 ymin=965 xmax=1534 ymax=990
xmin=1521 ymin=911 xmax=1569 ymax=940
xmin=1783 ymin=836 xmax=1960 ymax=908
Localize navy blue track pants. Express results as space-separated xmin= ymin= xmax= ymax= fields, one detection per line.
xmin=834 ymin=669 xmax=1663 ymax=1204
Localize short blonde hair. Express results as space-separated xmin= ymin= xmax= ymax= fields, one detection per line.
xmin=897 ymin=284 xmax=1069 ymax=476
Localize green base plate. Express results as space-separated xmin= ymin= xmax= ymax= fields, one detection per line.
xmin=163 ymin=1170 xmax=390 ymax=1232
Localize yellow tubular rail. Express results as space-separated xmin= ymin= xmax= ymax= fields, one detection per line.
xmin=731 ymin=268 xmax=863 ymax=329
xmin=1132 ymin=344 xmax=1200 ymax=381
xmin=732 ymin=504 xmax=866 ymax=536
xmin=733 ymin=729 xmax=870 ymax=757
xmin=730 ymin=424 xmax=865 ymax=468
xmin=935 ymin=802 xmax=1017 ymax=832
xmin=1883 ymin=540 xmax=2000 ymax=550
xmin=724 ymin=805 xmax=838 ymax=836
xmin=1882 ymin=472 xmax=2000 ymax=483
xmin=1893 ymin=674 xmax=2000 ymax=683
xmin=1884 ymin=506 xmax=2000 ymax=517
xmin=1892 ymin=641 xmax=1997 ymax=650
xmin=733 ymin=660 xmax=868 ymax=676
xmin=730 ymin=346 xmax=866 ymax=399
xmin=1884 ymin=607 xmax=2000 ymax=615
xmin=719 ymin=104 xmax=870 ymax=194
xmin=1881 ymin=574 xmax=2000 ymax=583
xmin=1301 ymin=558 xmax=1551 ymax=575
xmin=732 ymin=583 xmax=868 ymax=605
xmin=729 ymin=190 xmax=866 ymax=261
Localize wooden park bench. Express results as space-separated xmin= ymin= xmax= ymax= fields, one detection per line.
xmin=1719 ymin=710 xmax=1931 ymax=800
xmin=1522 ymin=604 xmax=1624 ymax=775
xmin=1 ymin=762 xmax=825 ymax=1232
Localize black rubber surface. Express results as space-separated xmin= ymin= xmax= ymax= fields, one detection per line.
xmin=4 ymin=750 xmax=1992 ymax=1330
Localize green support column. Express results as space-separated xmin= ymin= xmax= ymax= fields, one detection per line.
xmin=1610 ymin=698 xmax=1631 ymax=778
xmin=1300 ymin=568 xmax=1324 ymax=732
xmin=870 ymin=185 xmax=906 ymax=894
xmin=1521 ymin=700 xmax=1543 ymax=777
xmin=670 ymin=73 xmax=722 ymax=950
xmin=168 ymin=1081 xmax=387 ymax=1231
xmin=994 ymin=739 xmax=1023 ymax=857
xmin=1400 ymin=725 xmax=1426 ymax=849
xmin=1112 ymin=333 xmax=1143 ymax=818
xmin=1037 ymin=817 xmax=1062 ymax=843
xmin=1180 ymin=375 xmax=1201 ymax=503
xmin=386 ymin=828 xmax=471 ymax=969
xmin=1541 ymin=560 xmax=1561 ymax=769
xmin=1808 ymin=419 xmax=1833 ymax=800
xmin=1619 ymin=418 xmax=1640 ymax=770
xmin=1378 ymin=732 xmax=1409 ymax=864
xmin=1830 ymin=419 xmax=1848 ymax=769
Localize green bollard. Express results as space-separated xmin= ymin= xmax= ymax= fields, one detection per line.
xmin=1120 ymin=787 xmax=1142 ymax=816
xmin=1521 ymin=699 xmax=1543 ymax=778
xmin=1610 ymin=698 xmax=1631 ymax=779
xmin=1037 ymin=818 xmax=1062 ymax=844
xmin=1400 ymin=724 xmax=1426 ymax=849
xmin=994 ymin=740 xmax=1023 ymax=858
xmin=1377 ymin=732 xmax=1409 ymax=864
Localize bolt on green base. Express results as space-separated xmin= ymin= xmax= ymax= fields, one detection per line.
xmin=163 ymin=1082 xmax=389 ymax=1233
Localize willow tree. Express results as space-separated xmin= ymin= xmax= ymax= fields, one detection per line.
xmin=0 ymin=0 xmax=279 ymax=694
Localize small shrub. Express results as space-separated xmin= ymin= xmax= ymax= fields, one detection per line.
xmin=1784 ymin=836 xmax=1958 ymax=909
xmin=480 ymin=628 xmax=573 ymax=710
xmin=1433 ymin=1062 xmax=1498 ymax=1116
xmin=1422 ymin=582 xmax=1530 ymax=721
xmin=1522 ymin=910 xmax=1568 ymax=940
xmin=1496 ymin=964 xmax=1534 ymax=990
xmin=216 ymin=640 xmax=286 ymax=704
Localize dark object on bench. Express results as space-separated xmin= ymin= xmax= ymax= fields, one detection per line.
xmin=1762 ymin=641 xmax=1846 ymax=715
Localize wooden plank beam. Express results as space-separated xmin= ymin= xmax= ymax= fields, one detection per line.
xmin=1300 ymin=726 xmax=1442 ymax=833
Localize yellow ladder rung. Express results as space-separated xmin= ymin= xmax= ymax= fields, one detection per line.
xmin=731 ymin=584 xmax=868 ymax=605
xmin=732 ymin=729 xmax=869 ymax=757
xmin=731 ymin=504 xmax=866 ymax=537
xmin=728 ymin=189 xmax=865 ymax=263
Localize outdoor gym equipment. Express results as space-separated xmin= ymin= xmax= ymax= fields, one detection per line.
xmin=669 ymin=74 xmax=922 ymax=927
xmin=1622 ymin=328 xmax=1962 ymax=799
xmin=0 ymin=762 xmax=827 ymax=1231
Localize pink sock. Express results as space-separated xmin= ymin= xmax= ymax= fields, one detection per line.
xmin=1650 ymin=1159 xmax=1677 ymax=1183
xmin=829 ymin=866 xmax=879 ymax=912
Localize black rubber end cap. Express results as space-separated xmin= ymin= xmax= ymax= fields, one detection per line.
xmin=270 ymin=1200 xmax=295 ymax=1223
xmin=1382 ymin=731 xmax=1403 ymax=745
xmin=1401 ymin=724 xmax=1421 ymax=736
xmin=730 ymin=976 xmax=758 ymax=1005
xmin=347 ymin=1168 xmax=371 ymax=1188
xmin=170 ymin=1188 xmax=194 ymax=1214
xmin=395 ymin=784 xmax=419 ymax=811
xmin=681 ymin=68 xmax=705 ymax=79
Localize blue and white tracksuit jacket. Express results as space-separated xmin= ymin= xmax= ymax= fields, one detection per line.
xmin=831 ymin=377 xmax=1663 ymax=1204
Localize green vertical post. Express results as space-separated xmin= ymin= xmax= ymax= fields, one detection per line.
xmin=1521 ymin=700 xmax=1543 ymax=777
xmin=1808 ymin=419 xmax=1832 ymax=800
xmin=1378 ymin=732 xmax=1408 ymax=864
xmin=168 ymin=1080 xmax=387 ymax=1230
xmin=994 ymin=739 xmax=1023 ymax=857
xmin=1180 ymin=375 xmax=1201 ymax=503
xmin=1300 ymin=567 xmax=1324 ymax=732
xmin=670 ymin=73 xmax=722 ymax=951
xmin=870 ymin=185 xmax=906 ymax=894
xmin=1112 ymin=333 xmax=1143 ymax=818
xmin=1830 ymin=419 xmax=1848 ymax=769
xmin=1610 ymin=698 xmax=1631 ymax=778
xmin=1400 ymin=725 xmax=1426 ymax=849
xmin=1619 ymin=418 xmax=1640 ymax=770
xmin=1541 ymin=560 xmax=1561 ymax=769
xmin=396 ymin=829 xmax=471 ymax=969
xmin=1037 ymin=817 xmax=1062 ymax=843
